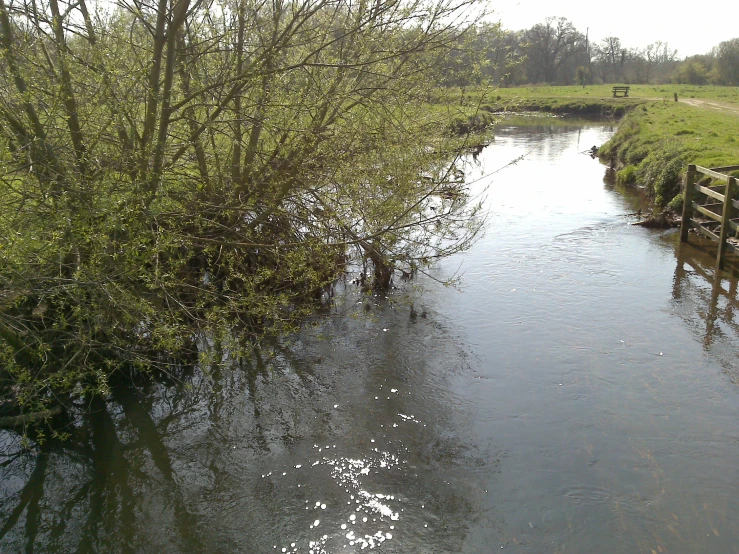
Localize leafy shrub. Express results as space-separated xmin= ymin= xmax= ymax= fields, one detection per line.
xmin=624 ymin=141 xmax=654 ymax=165
xmin=667 ymin=192 xmax=684 ymax=212
xmin=616 ymin=165 xmax=638 ymax=186
xmin=597 ymin=115 xmax=642 ymax=162
xmin=636 ymin=143 xmax=688 ymax=205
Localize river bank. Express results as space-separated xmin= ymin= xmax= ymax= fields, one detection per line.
xmin=451 ymin=85 xmax=739 ymax=210
xmin=598 ymin=95 xmax=739 ymax=209
xmin=446 ymin=88 xmax=645 ymax=135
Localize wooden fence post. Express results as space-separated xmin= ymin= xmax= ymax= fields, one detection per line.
xmin=717 ymin=176 xmax=736 ymax=269
xmin=680 ymin=164 xmax=696 ymax=243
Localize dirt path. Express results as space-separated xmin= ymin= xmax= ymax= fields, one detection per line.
xmin=679 ymin=97 xmax=739 ymax=115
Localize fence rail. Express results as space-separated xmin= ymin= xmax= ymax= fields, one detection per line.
xmin=680 ymin=164 xmax=739 ymax=269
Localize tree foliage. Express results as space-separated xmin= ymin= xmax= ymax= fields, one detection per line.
xmin=714 ymin=38 xmax=739 ymax=84
xmin=670 ymin=38 xmax=739 ymax=85
xmin=521 ymin=17 xmax=585 ymax=84
xmin=0 ymin=0 xmax=488 ymax=426
xmin=460 ymin=17 xmax=686 ymax=86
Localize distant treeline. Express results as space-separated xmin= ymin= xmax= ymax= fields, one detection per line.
xmin=437 ymin=17 xmax=739 ymax=86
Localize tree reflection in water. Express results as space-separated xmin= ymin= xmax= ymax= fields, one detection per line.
xmin=0 ymin=292 xmax=493 ymax=553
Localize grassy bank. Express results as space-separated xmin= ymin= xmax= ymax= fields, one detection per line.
xmin=481 ymin=84 xmax=739 ymax=104
xmin=596 ymin=89 xmax=739 ymax=208
xmin=443 ymin=84 xmax=739 ymax=208
xmin=436 ymin=85 xmax=646 ymax=133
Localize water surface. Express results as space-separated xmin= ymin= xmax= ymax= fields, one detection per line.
xmin=2 ymin=121 xmax=739 ymax=553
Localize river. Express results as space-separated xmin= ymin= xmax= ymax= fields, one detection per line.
xmin=2 ymin=120 xmax=739 ymax=553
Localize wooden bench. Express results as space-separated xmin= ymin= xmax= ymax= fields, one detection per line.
xmin=612 ymin=86 xmax=630 ymax=98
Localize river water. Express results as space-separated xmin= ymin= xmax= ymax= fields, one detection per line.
xmin=2 ymin=121 xmax=739 ymax=553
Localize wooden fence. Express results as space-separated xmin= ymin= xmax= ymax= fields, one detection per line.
xmin=680 ymin=164 xmax=739 ymax=269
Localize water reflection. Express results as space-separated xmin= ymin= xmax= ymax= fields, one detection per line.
xmin=430 ymin=123 xmax=739 ymax=553
xmin=0 ymin=287 xmax=494 ymax=553
xmin=672 ymin=240 xmax=739 ymax=377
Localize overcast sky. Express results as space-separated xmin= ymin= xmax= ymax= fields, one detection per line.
xmin=490 ymin=0 xmax=737 ymax=57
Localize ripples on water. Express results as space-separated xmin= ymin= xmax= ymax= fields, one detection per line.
xmin=2 ymin=120 xmax=739 ymax=553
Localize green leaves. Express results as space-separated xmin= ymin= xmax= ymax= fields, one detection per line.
xmin=0 ymin=0 xmax=485 ymax=429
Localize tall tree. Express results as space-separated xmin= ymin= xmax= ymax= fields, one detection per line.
xmin=522 ymin=17 xmax=583 ymax=83
xmin=595 ymin=36 xmax=624 ymax=83
xmin=0 ymin=0 xmax=487 ymax=424
xmin=715 ymin=38 xmax=739 ymax=84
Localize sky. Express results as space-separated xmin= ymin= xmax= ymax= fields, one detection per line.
xmin=87 ymin=0 xmax=735 ymax=59
xmin=489 ymin=0 xmax=737 ymax=57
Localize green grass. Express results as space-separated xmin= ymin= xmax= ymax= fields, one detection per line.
xmin=456 ymin=84 xmax=739 ymax=105
xmin=605 ymin=100 xmax=739 ymax=166
xmin=433 ymin=85 xmax=649 ymax=119
xmin=598 ymin=93 xmax=739 ymax=204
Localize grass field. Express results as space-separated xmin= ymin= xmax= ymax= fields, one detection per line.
xmin=480 ymin=84 xmax=739 ymax=105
